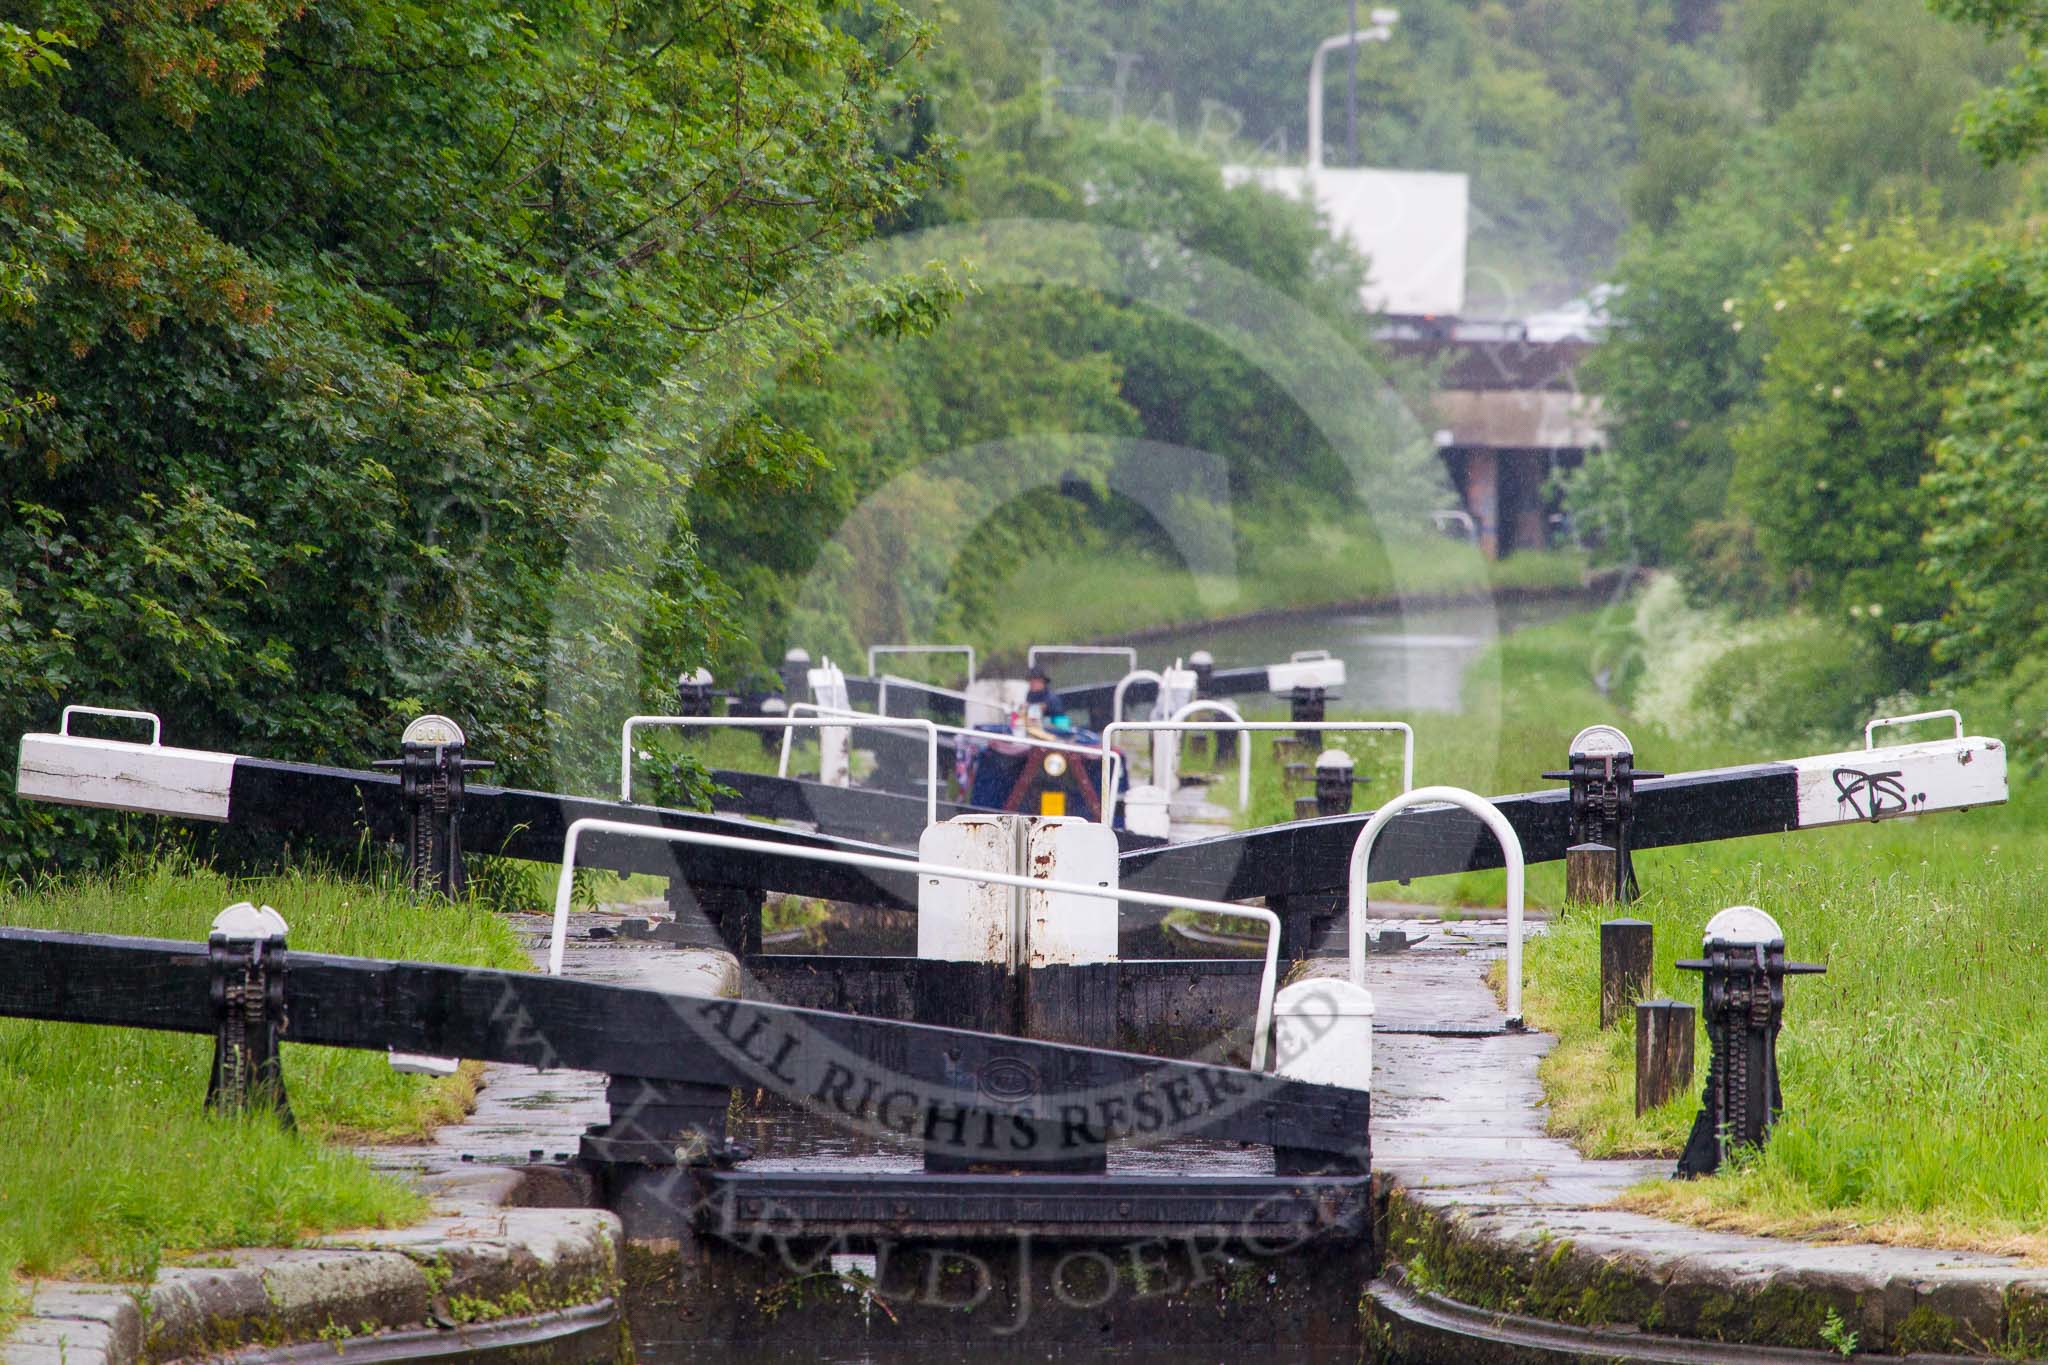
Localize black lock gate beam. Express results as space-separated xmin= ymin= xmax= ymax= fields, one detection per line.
xmin=18 ymin=722 xmax=2006 ymax=920
xmin=0 ymin=924 xmax=1372 ymax=1170
xmin=1119 ymin=741 xmax=2007 ymax=902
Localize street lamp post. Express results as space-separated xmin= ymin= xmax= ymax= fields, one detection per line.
xmin=1307 ymin=9 xmax=1398 ymax=170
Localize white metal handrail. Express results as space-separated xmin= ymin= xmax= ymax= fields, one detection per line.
xmin=867 ymin=644 xmax=976 ymax=687
xmin=1027 ymin=644 xmax=1138 ymax=675
xmin=1110 ymin=669 xmax=1166 ymax=726
xmin=1349 ymin=785 xmax=1524 ymax=1026
xmin=548 ymin=818 xmax=1281 ymax=1069
xmin=1096 ymin=719 xmax=1416 ymax=826
xmin=1865 ymin=708 xmax=1964 ymax=749
xmin=621 ymin=714 xmax=940 ymax=827
xmin=59 ymin=705 xmax=162 ymax=746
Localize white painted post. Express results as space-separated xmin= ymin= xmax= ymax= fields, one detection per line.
xmin=808 ymin=659 xmax=852 ymax=786
xmin=1025 ymin=818 xmax=1120 ymax=967
xmin=1271 ymin=975 xmax=1375 ymax=1089
xmin=917 ymin=815 xmax=1024 ymax=966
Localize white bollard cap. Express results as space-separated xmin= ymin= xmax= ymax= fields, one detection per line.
xmin=1570 ymin=723 xmax=1632 ymax=758
xmin=1316 ymin=749 xmax=1355 ymax=770
xmin=1272 ymin=977 xmax=1376 ymax=1091
xmin=402 ymin=714 xmax=464 ymax=747
xmin=212 ymin=902 xmax=288 ymax=939
xmin=1702 ymin=904 xmax=1783 ymax=947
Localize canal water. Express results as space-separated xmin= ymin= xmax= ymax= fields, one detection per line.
xmin=1042 ymin=594 xmax=1598 ymax=712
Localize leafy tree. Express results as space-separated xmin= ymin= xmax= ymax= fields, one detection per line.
xmin=1869 ymin=236 xmax=2048 ymax=707
xmin=0 ymin=0 xmax=943 ymax=865
xmin=1570 ymin=192 xmax=1787 ymax=567
xmin=687 ymin=87 xmax=1438 ymax=667
xmin=1721 ymin=212 xmax=1955 ymax=674
xmin=1572 ymin=0 xmax=2019 ymax=575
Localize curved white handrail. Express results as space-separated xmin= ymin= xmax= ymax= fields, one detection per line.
xmin=1349 ymin=785 xmax=1525 ymax=1025
xmin=1864 ymin=708 xmax=1964 ymax=749
xmin=1096 ymin=720 xmax=1416 ymax=827
xmin=1110 ymin=669 xmax=1166 ymax=726
xmin=620 ymin=714 xmax=939 ymax=827
xmin=1166 ymin=699 xmax=1251 ymax=811
xmin=867 ymin=644 xmax=976 ymax=688
xmin=549 ymin=818 xmax=1281 ymax=1069
xmin=1028 ymin=644 xmax=1138 ymax=675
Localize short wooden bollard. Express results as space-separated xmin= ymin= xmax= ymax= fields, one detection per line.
xmin=1635 ymin=998 xmax=1695 ymax=1115
xmin=1600 ymin=917 xmax=1653 ymax=1029
xmin=1567 ymin=841 xmax=1618 ymax=905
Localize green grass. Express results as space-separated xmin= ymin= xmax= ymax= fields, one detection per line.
xmin=0 ymin=862 xmax=529 ymax=1299
xmin=1454 ymin=590 xmax=2048 ymax=1256
xmin=975 ymin=515 xmax=1588 ymax=660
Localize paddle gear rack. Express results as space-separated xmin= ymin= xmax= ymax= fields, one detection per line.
xmin=1543 ymin=725 xmax=1661 ymax=902
xmin=373 ymin=715 xmax=491 ymax=898
xmin=1674 ymin=908 xmax=1824 ymax=1177
xmin=205 ymin=905 xmax=291 ymax=1124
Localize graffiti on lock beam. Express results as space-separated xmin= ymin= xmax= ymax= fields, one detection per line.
xmin=1831 ymin=767 xmax=1926 ymax=821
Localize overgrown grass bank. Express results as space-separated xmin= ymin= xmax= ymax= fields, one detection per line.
xmin=1490 ymin=585 xmax=2048 ymax=1255
xmin=0 ymin=864 xmax=529 ymax=1298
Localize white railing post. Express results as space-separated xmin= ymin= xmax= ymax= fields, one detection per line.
xmin=1347 ymin=784 xmax=1525 ymax=1026
xmin=548 ymin=818 xmax=1282 ymax=1069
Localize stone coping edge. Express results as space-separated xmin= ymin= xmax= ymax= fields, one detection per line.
xmin=4 ymin=1168 xmax=623 ymax=1365
xmin=1362 ymin=1271 xmax=1993 ymax=1364
xmin=1379 ymin=1183 xmax=2048 ymax=1360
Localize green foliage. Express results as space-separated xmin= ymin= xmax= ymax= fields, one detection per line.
xmin=692 ymin=80 xmax=1438 ymax=667
xmin=1724 ymin=211 xmax=1956 ymax=670
xmin=1688 ymin=628 xmax=1886 ymax=749
xmin=1575 ymin=0 xmax=2023 ymax=656
xmin=1869 ymin=234 xmax=2048 ymax=735
xmin=0 ymin=0 xmax=944 ymax=863
xmin=1820 ymin=1307 xmax=1859 ymax=1357
xmin=1930 ymin=0 xmax=2048 ymax=166
xmin=1572 ymin=193 xmax=1786 ymax=566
